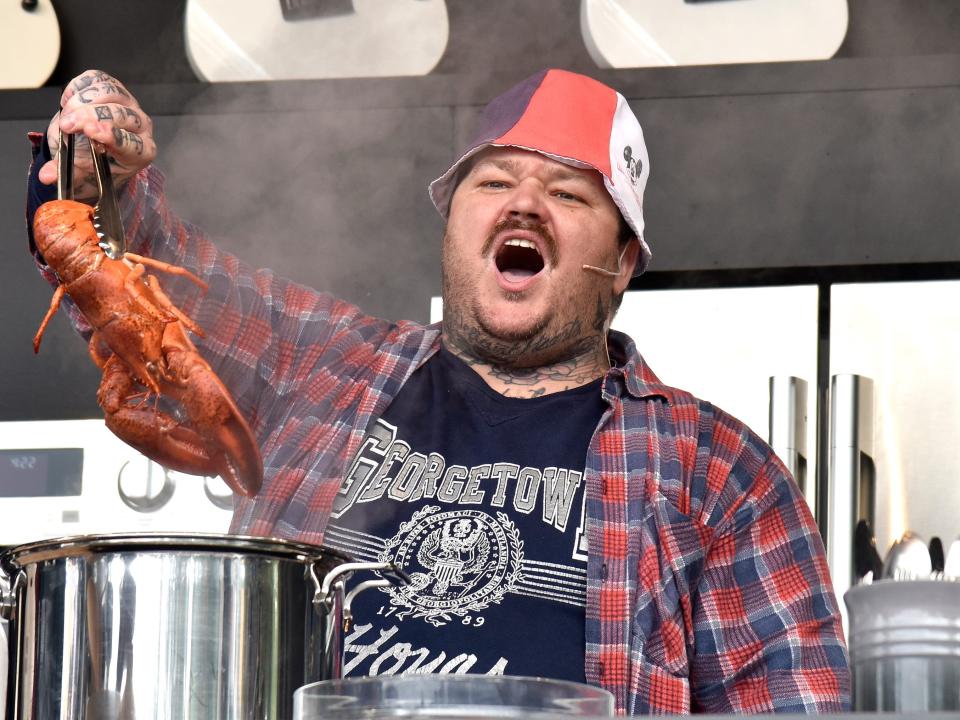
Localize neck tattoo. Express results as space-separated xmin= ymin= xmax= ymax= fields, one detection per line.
xmin=444 ymin=329 xmax=609 ymax=398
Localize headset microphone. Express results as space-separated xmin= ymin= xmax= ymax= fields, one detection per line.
xmin=582 ymin=244 xmax=629 ymax=278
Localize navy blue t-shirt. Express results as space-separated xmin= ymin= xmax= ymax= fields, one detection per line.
xmin=324 ymin=346 xmax=606 ymax=680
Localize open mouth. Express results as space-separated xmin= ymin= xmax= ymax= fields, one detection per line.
xmin=495 ymin=238 xmax=545 ymax=282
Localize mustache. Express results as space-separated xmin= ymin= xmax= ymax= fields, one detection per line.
xmin=480 ymin=218 xmax=559 ymax=267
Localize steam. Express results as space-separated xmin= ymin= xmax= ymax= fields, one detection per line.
xmin=156 ymin=82 xmax=446 ymax=325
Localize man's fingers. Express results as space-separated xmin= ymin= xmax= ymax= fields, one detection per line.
xmin=60 ymin=104 xmax=150 ymax=135
xmin=82 ymin=122 xmax=157 ymax=168
xmin=62 ymin=83 xmax=138 ymax=117
xmin=38 ymin=159 xmax=58 ymax=186
xmin=60 ymin=70 xmax=131 ymax=108
xmin=47 ymin=70 xmax=156 ymax=193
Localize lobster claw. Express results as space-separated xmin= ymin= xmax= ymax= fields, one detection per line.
xmin=104 ymin=409 xmax=262 ymax=498
xmin=161 ymin=332 xmax=263 ymax=497
xmin=99 ymin=353 xmax=263 ymax=498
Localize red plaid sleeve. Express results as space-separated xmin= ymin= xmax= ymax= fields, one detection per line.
xmin=688 ymin=411 xmax=850 ymax=713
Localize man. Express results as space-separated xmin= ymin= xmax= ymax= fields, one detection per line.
xmin=27 ymin=68 xmax=849 ymax=713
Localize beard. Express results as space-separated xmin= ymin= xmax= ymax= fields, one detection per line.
xmin=440 ymin=228 xmax=612 ymax=369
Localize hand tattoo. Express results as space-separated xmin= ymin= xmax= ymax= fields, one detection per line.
xmin=112 ymin=127 xmax=144 ymax=155
xmin=122 ymin=106 xmax=143 ymax=128
xmin=77 ymin=81 xmax=130 ymax=105
xmin=71 ymin=75 xmax=96 ymax=94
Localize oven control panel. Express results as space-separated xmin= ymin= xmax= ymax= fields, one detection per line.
xmin=0 ymin=419 xmax=234 ymax=546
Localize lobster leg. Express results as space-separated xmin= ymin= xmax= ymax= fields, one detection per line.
xmin=33 ymin=284 xmax=66 ymax=353
xmin=123 ymin=263 xmax=178 ymax=325
xmin=87 ymin=330 xmax=110 ymax=369
xmin=124 ymin=252 xmax=209 ymax=293
xmin=145 ymin=275 xmax=204 ymax=338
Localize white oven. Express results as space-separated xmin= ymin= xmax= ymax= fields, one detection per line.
xmin=0 ymin=418 xmax=235 ymax=548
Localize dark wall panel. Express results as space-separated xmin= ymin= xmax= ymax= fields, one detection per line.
xmin=637 ymin=85 xmax=960 ymax=271
xmin=837 ymin=0 xmax=960 ymax=58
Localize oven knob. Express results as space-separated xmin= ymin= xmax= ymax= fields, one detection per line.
xmin=116 ymin=459 xmax=176 ymax=512
xmin=203 ymin=476 xmax=235 ymax=510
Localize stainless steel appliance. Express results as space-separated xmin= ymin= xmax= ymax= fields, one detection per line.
xmin=0 ymin=419 xmax=236 ymax=545
xmin=609 ymin=285 xmax=821 ymax=514
xmin=829 ymin=280 xmax=960 ymax=569
xmin=0 ymin=533 xmax=399 ymax=720
xmin=826 ymin=373 xmax=876 ymax=602
xmin=610 ymin=280 xmax=960 ymax=710
xmin=769 ymin=375 xmax=809 ymax=495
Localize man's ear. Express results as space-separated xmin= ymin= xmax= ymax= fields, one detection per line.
xmin=614 ymin=237 xmax=641 ymax=294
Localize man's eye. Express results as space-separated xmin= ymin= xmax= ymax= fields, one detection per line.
xmin=554 ymin=190 xmax=582 ymax=202
xmin=481 ymin=180 xmax=508 ymax=189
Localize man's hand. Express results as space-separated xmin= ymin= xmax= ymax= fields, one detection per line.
xmin=37 ymin=69 xmax=157 ymax=202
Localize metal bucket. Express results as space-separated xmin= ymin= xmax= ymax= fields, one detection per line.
xmin=0 ymin=533 xmax=400 ymax=720
xmin=844 ymin=579 xmax=960 ymax=711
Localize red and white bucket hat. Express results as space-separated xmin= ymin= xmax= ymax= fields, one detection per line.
xmin=429 ymin=68 xmax=652 ymax=276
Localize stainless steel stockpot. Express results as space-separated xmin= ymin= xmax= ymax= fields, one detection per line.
xmin=0 ymin=533 xmax=399 ymax=720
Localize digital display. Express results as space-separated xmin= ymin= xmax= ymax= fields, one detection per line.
xmin=0 ymin=448 xmax=83 ymax=497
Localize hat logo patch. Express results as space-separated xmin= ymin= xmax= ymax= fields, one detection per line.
xmin=622 ymin=146 xmax=643 ymax=185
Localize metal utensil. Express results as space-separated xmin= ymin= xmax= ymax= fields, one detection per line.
xmin=944 ymin=537 xmax=960 ymax=579
xmin=930 ymin=536 xmax=946 ymax=574
xmin=57 ymin=125 xmax=126 ymax=259
xmin=56 ymin=125 xmax=72 ymax=200
xmin=881 ymin=531 xmax=932 ymax=580
xmin=853 ymin=518 xmax=883 ymax=583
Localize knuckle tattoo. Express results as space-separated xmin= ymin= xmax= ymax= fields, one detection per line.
xmin=123 ymin=106 xmax=142 ymax=127
xmin=77 ymin=87 xmax=99 ymax=104
xmin=72 ymin=76 xmax=95 ymax=93
xmin=95 ymin=106 xmax=113 ymax=121
xmin=105 ymin=82 xmax=131 ymax=98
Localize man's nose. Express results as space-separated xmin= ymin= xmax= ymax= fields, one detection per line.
xmin=505 ymin=179 xmax=546 ymax=221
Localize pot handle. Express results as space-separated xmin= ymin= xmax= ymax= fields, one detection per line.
xmin=0 ymin=569 xmax=25 ymax=622
xmin=1 ymin=566 xmax=25 ymax=719
xmin=310 ymin=560 xmax=410 ymax=631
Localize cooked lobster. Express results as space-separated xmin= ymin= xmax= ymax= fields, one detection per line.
xmin=32 ymin=199 xmax=263 ymax=497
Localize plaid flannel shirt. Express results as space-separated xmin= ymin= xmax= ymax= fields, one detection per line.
xmin=27 ymin=145 xmax=850 ymax=714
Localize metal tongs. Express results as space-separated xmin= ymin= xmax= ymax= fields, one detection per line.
xmin=57 ymin=126 xmax=126 ymax=259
